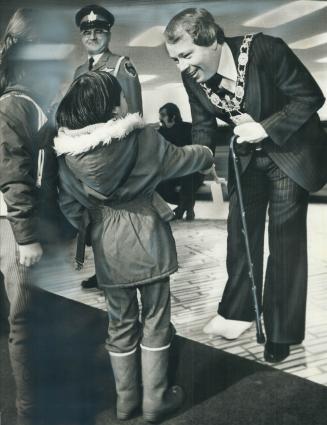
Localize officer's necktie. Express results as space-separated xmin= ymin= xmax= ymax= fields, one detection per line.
xmin=88 ymin=57 xmax=94 ymax=71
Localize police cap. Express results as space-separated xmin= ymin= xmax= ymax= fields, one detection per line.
xmin=75 ymin=4 xmax=115 ymax=31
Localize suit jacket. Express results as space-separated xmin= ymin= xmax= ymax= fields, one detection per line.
xmin=183 ymin=33 xmax=327 ymax=192
xmin=74 ymin=50 xmax=143 ymax=114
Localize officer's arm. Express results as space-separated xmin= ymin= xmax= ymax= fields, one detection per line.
xmin=117 ymin=57 xmax=143 ymax=114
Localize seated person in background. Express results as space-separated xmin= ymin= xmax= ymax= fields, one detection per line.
xmin=54 ymin=71 xmax=213 ymax=422
xmin=157 ymin=103 xmax=204 ymax=220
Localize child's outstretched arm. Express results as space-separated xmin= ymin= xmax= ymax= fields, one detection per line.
xmin=157 ymin=131 xmax=214 ymax=181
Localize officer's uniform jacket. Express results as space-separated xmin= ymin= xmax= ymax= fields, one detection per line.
xmin=74 ymin=50 xmax=143 ymax=114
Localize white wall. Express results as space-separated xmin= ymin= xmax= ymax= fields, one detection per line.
xmin=142 ymin=83 xmax=191 ymax=124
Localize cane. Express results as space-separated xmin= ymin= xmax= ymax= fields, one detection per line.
xmin=230 ymin=135 xmax=265 ymax=344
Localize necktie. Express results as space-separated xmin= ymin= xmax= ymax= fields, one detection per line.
xmin=88 ymin=57 xmax=94 ymax=71
xmin=206 ymin=74 xmax=232 ymax=97
xmin=206 ymin=73 xmax=222 ymax=92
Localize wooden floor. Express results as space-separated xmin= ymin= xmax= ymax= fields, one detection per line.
xmin=36 ymin=202 xmax=327 ymax=387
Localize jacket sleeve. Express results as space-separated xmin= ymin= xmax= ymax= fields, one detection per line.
xmin=155 ymin=131 xmax=214 ymax=180
xmin=117 ymin=57 xmax=143 ymax=114
xmin=260 ymin=36 xmax=325 ymax=146
xmin=0 ymin=105 xmax=39 ymax=245
xmin=182 ymin=73 xmax=218 ymax=150
xmin=57 ymin=158 xmax=85 ymax=230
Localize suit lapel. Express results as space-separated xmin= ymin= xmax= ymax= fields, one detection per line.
xmin=78 ymin=61 xmax=88 ymax=75
xmin=186 ymin=73 xmax=231 ymax=123
xmin=225 ymin=36 xmax=262 ymax=121
xmin=244 ymin=47 xmax=262 ymax=121
xmin=92 ymin=51 xmax=111 ymax=71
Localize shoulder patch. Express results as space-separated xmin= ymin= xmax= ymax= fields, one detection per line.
xmin=102 ymin=67 xmax=115 ymax=74
xmin=124 ymin=61 xmax=137 ymax=78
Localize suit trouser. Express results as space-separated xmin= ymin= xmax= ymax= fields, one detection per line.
xmin=217 ymin=151 xmax=309 ymax=344
xmin=103 ymin=278 xmax=175 ymax=354
xmin=0 ymin=218 xmax=53 ymax=419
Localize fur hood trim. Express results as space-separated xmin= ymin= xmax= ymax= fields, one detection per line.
xmin=54 ymin=113 xmax=145 ymax=156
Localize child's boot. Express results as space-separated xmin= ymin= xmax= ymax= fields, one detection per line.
xmin=109 ymin=349 xmax=140 ymax=420
xmin=141 ymin=344 xmax=184 ymax=423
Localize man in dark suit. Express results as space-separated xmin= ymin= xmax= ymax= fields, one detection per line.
xmin=164 ymin=8 xmax=327 ymax=362
xmin=74 ymin=4 xmax=143 ymax=289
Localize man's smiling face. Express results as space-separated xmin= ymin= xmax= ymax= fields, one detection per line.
xmin=166 ymin=32 xmax=221 ymax=83
xmin=80 ymin=22 xmax=110 ymax=55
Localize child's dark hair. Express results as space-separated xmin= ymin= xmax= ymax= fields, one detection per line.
xmin=56 ymin=71 xmax=122 ymax=130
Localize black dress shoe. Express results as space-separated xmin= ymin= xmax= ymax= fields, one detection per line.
xmin=264 ymin=341 xmax=290 ymax=363
xmin=173 ymin=207 xmax=185 ymax=220
xmin=185 ymin=208 xmax=195 ymax=221
xmin=81 ymin=274 xmax=98 ymax=289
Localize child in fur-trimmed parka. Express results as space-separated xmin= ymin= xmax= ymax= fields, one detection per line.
xmin=54 ymin=71 xmax=213 ymax=423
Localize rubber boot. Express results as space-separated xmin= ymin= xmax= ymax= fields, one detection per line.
xmin=109 ymin=349 xmax=140 ymax=420
xmin=141 ymin=345 xmax=184 ymax=423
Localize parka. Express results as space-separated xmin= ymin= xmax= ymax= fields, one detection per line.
xmin=54 ymin=113 xmax=214 ymax=288
xmin=0 ymin=85 xmax=65 ymax=245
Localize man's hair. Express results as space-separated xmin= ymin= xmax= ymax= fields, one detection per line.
xmin=159 ymin=103 xmax=182 ymax=123
xmin=56 ymin=71 xmax=122 ymax=130
xmin=164 ymin=8 xmax=224 ymax=46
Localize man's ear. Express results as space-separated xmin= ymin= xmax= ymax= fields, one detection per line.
xmin=107 ymin=31 xmax=112 ymax=43
xmin=210 ymin=39 xmax=219 ymax=51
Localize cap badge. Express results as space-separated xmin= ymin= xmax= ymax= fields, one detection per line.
xmin=87 ymin=11 xmax=97 ymax=22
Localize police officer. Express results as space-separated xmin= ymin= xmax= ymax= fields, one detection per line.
xmin=74 ymin=4 xmax=143 ymax=289
xmin=74 ymin=4 xmax=143 ymax=114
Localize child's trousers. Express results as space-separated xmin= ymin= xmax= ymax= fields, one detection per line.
xmin=103 ymin=278 xmax=175 ymax=354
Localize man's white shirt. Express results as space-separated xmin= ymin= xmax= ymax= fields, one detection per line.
xmin=88 ymin=52 xmax=104 ymax=66
xmin=217 ymin=42 xmax=237 ymax=94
